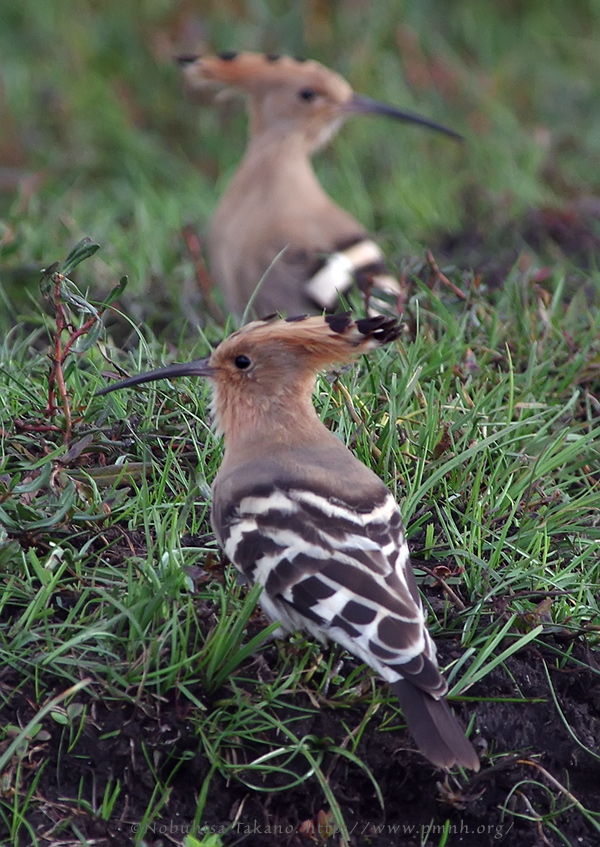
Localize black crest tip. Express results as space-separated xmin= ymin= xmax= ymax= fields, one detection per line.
xmin=325 ymin=312 xmax=353 ymax=334
xmin=176 ymin=54 xmax=200 ymax=66
xmin=218 ymin=51 xmax=238 ymax=61
xmin=355 ymin=316 xmax=401 ymax=343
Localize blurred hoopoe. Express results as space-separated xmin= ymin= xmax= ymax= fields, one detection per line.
xmin=177 ymin=52 xmax=461 ymax=318
xmin=98 ymin=314 xmax=478 ymax=770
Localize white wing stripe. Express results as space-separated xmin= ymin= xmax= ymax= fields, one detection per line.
xmin=239 ymin=492 xmax=299 ymax=515
xmin=290 ymin=488 xmax=399 ymax=526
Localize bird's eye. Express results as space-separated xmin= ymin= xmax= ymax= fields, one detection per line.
xmin=234 ymin=354 xmax=252 ymax=370
xmin=298 ymin=87 xmax=317 ymax=102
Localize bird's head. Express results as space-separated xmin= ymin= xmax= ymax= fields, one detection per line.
xmin=177 ymin=52 xmax=461 ymax=153
xmin=97 ymin=314 xmax=399 ymax=441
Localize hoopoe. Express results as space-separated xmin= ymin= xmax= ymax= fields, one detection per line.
xmin=177 ymin=52 xmax=461 ymax=318
xmin=98 ymin=314 xmax=479 ymax=770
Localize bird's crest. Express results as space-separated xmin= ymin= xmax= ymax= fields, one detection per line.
xmin=217 ymin=313 xmax=400 ymax=369
xmin=177 ymin=51 xmax=350 ymax=99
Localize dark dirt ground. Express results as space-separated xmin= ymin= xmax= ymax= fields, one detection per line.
xmin=2 ymin=204 xmax=600 ymax=846
xmin=434 ymin=196 xmax=600 ymax=298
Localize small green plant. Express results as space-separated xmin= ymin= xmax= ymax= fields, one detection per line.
xmin=0 ymin=239 xmax=132 ymax=536
xmin=37 ymin=237 xmax=127 ymax=441
xmin=50 ymin=701 xmax=86 ymax=753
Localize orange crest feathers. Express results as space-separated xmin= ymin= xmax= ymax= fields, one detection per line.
xmin=177 ymin=51 xmax=351 ymax=98
xmin=214 ymin=313 xmax=400 ymax=370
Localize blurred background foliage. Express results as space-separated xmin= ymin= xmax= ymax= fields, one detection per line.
xmin=1 ymin=0 xmax=600 ymax=333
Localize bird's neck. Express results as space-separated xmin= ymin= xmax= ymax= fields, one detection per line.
xmin=212 ymin=383 xmax=330 ymax=460
xmin=236 ymin=132 xmax=326 ymax=199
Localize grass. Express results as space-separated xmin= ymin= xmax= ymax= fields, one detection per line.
xmin=1 ymin=2 xmax=600 ymax=846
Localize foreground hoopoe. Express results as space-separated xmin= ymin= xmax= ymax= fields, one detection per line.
xmin=177 ymin=52 xmax=461 ymax=318
xmin=98 ymin=314 xmax=478 ymax=770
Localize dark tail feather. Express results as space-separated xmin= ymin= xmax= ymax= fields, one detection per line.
xmin=391 ymin=680 xmax=479 ymax=771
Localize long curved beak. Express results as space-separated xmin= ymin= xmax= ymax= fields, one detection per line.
xmin=349 ymin=93 xmax=462 ymax=141
xmin=96 ymin=358 xmax=213 ymax=396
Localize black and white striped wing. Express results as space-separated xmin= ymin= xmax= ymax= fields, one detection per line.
xmin=217 ymin=484 xmax=445 ymax=699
